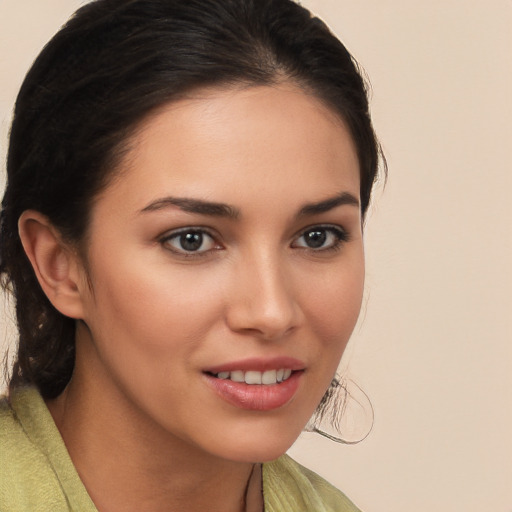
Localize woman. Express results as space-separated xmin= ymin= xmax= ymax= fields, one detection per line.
xmin=0 ymin=0 xmax=383 ymax=510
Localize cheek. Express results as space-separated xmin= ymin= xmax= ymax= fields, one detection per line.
xmin=78 ymin=258 xmax=227 ymax=408
xmin=299 ymin=261 xmax=364 ymax=407
xmin=302 ymin=257 xmax=364 ymax=340
xmin=81 ymin=252 xmax=233 ymax=387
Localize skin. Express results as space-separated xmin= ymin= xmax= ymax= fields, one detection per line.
xmin=21 ymin=83 xmax=364 ymax=511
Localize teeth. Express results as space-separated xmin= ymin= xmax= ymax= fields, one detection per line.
xmin=230 ymin=370 xmax=245 ymax=383
xmin=245 ymin=371 xmax=262 ymax=384
xmin=262 ymin=370 xmax=277 ymax=385
xmin=214 ymin=369 xmax=293 ymax=385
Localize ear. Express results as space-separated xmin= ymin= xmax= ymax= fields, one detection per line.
xmin=18 ymin=210 xmax=86 ymax=319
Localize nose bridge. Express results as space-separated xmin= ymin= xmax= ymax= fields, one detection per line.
xmin=227 ymin=244 xmax=299 ymax=339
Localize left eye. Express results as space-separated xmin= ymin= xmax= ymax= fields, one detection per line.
xmin=292 ymin=226 xmax=348 ymax=250
xmin=162 ymin=230 xmax=217 ymax=254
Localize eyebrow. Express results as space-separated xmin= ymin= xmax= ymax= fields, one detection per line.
xmin=297 ymin=192 xmax=360 ymax=217
xmin=140 ymin=197 xmax=240 ymax=219
xmin=140 ymin=191 xmax=359 ymax=219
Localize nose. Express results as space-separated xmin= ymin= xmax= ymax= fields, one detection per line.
xmin=225 ymin=252 xmax=302 ymax=341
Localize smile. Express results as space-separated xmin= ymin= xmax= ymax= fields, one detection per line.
xmin=204 ymin=369 xmax=303 ymax=411
xmin=213 ymin=369 xmax=293 ymax=385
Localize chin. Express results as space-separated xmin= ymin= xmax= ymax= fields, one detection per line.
xmin=200 ymin=418 xmax=308 ymax=464
xmin=220 ymin=443 xmax=295 ymax=464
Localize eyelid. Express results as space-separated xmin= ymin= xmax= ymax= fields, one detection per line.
xmin=157 ymin=223 xmax=349 ymax=258
xmin=291 ymin=224 xmax=350 ymax=251
xmin=158 ymin=226 xmax=223 ymax=257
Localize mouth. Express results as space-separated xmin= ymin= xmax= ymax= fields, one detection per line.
xmin=203 ymin=359 xmax=304 ymax=411
xmin=208 ymin=368 xmax=293 ymax=385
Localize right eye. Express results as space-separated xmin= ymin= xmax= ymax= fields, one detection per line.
xmin=161 ymin=229 xmax=219 ymax=255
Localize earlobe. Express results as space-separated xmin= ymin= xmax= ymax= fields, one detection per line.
xmin=18 ymin=210 xmax=86 ymax=319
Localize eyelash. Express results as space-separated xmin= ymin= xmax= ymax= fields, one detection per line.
xmin=159 ymin=224 xmax=350 ymax=258
xmin=159 ymin=227 xmax=220 ymax=258
xmin=292 ymin=224 xmax=350 ymax=253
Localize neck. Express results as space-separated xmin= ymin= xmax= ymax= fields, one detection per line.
xmin=47 ymin=359 xmax=262 ymax=512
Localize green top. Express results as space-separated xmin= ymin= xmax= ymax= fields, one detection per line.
xmin=0 ymin=387 xmax=361 ymax=511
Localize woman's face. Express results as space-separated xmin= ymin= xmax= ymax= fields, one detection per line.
xmin=73 ymin=83 xmax=364 ymax=462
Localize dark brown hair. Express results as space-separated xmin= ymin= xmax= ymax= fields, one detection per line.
xmin=1 ymin=0 xmax=384 ymax=400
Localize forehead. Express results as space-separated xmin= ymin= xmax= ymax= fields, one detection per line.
xmin=94 ymin=83 xmax=360 ymax=218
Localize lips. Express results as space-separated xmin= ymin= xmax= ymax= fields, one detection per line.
xmin=204 ymin=356 xmax=304 ymax=375
xmin=203 ymin=357 xmax=305 ymax=411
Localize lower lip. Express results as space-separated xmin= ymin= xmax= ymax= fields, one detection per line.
xmin=204 ymin=371 xmax=302 ymax=411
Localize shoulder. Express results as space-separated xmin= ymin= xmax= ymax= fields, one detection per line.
xmin=263 ymin=454 xmax=362 ymax=512
xmin=0 ymin=390 xmax=70 ymax=511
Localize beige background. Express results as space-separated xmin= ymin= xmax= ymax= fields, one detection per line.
xmin=1 ymin=1 xmax=511 ymax=511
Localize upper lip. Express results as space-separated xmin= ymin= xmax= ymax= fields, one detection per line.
xmin=203 ymin=356 xmax=305 ymax=374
